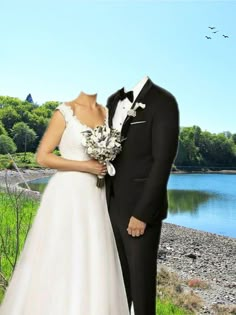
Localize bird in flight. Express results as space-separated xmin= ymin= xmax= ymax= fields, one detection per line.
xmin=205 ymin=36 xmax=211 ymax=39
xmin=223 ymin=35 xmax=229 ymax=38
xmin=213 ymin=31 xmax=219 ymax=33
xmin=208 ymin=26 xmax=215 ymax=30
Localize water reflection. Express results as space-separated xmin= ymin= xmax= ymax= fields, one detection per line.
xmin=168 ymin=189 xmax=216 ymax=214
xmin=26 ymin=180 xmax=217 ymax=215
xmin=20 ymin=177 xmax=49 ymax=194
xmin=28 ymin=182 xmax=47 ymax=194
xmin=23 ymin=174 xmax=236 ymax=237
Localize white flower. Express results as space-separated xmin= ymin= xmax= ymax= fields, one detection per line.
xmin=98 ymin=140 xmax=107 ymax=148
xmin=103 ymin=126 xmax=110 ymax=137
xmin=127 ymin=102 xmax=146 ymax=118
xmin=87 ymin=147 xmax=93 ymax=154
xmin=127 ymin=109 xmax=137 ymax=117
xmin=81 ymin=137 xmax=87 ymax=146
xmin=134 ymin=102 xmax=146 ymax=110
xmin=91 ymin=135 xmax=99 ymax=142
xmin=107 ymin=139 xmax=116 ymax=148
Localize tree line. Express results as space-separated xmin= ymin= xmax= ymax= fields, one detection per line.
xmin=0 ymin=96 xmax=236 ymax=167
xmin=0 ymin=96 xmax=59 ymax=155
xmin=175 ymin=126 xmax=236 ymax=167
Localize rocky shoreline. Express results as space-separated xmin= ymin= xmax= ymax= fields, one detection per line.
xmin=1 ymin=169 xmax=236 ymax=314
xmin=0 ymin=168 xmax=56 ymax=186
xmin=158 ymin=224 xmax=236 ymax=314
xmin=0 ymin=168 xmax=56 ymax=198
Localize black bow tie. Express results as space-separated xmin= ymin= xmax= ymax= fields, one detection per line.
xmin=119 ymin=89 xmax=134 ymax=103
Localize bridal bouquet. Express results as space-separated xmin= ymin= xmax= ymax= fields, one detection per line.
xmin=81 ymin=125 xmax=122 ymax=188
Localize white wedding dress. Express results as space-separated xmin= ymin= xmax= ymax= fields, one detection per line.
xmin=0 ymin=103 xmax=130 ymax=315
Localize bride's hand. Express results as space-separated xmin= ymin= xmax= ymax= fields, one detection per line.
xmin=84 ymin=160 xmax=107 ymax=176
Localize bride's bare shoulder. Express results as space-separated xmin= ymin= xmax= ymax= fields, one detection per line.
xmin=62 ymin=101 xmax=74 ymax=111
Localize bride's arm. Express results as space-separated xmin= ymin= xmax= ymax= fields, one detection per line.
xmin=36 ymin=111 xmax=105 ymax=175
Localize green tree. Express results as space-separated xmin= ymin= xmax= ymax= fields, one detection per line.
xmin=0 ymin=107 xmax=21 ymax=131
xmin=211 ymin=134 xmax=235 ymax=165
xmin=197 ymin=131 xmax=212 ymax=165
xmin=175 ymin=127 xmax=202 ymax=165
xmin=11 ymin=122 xmax=37 ymax=153
xmin=192 ymin=125 xmax=202 ymax=147
xmin=37 ymin=101 xmax=59 ymax=114
xmin=175 ymin=126 xmax=236 ymax=167
xmin=0 ymin=123 xmax=7 ymax=136
xmin=174 ymin=140 xmax=188 ymax=165
xmin=232 ymin=133 xmax=236 ymax=145
xmin=0 ymin=135 xmax=17 ymax=154
xmin=0 ymin=96 xmax=23 ymax=108
xmin=15 ymin=103 xmax=37 ymax=120
xmin=196 ymin=131 xmax=236 ymax=166
xmin=223 ymin=131 xmax=232 ymax=139
xmin=27 ymin=113 xmax=48 ymax=148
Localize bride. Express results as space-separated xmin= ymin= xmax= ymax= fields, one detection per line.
xmin=0 ymin=92 xmax=130 ymax=315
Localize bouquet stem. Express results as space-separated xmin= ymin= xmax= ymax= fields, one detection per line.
xmin=97 ymin=175 xmax=105 ymax=188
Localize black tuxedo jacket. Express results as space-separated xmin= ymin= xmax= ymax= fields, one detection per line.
xmin=106 ymin=78 xmax=179 ymax=225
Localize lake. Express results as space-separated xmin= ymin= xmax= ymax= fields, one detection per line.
xmin=26 ymin=174 xmax=236 ymax=238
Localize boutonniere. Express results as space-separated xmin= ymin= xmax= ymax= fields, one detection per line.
xmin=127 ymin=102 xmax=146 ymax=118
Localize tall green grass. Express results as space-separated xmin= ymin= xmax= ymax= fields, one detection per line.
xmin=156 ymin=299 xmax=193 ymax=315
xmin=0 ymin=192 xmax=39 ymax=280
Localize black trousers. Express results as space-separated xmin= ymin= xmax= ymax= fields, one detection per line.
xmin=109 ymin=196 xmax=162 ymax=315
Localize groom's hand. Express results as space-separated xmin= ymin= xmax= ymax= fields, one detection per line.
xmin=127 ymin=216 xmax=147 ymax=237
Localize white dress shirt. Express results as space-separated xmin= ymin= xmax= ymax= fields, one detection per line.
xmin=112 ymin=76 xmax=149 ymax=131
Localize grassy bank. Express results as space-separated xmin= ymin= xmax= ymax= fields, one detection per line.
xmin=0 ymin=191 xmax=39 ymax=295
xmin=0 ymin=151 xmax=60 ymax=170
xmin=0 ymin=152 xmax=39 ymax=169
xmin=156 ymin=299 xmax=192 ymax=314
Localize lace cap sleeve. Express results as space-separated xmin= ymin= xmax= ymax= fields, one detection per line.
xmin=55 ymin=103 xmax=73 ymax=124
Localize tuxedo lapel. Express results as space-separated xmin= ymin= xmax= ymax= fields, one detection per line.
xmin=107 ymin=88 xmax=123 ymax=128
xmin=121 ymin=78 xmax=153 ymax=139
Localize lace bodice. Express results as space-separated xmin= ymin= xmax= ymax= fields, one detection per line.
xmin=55 ymin=103 xmax=108 ymax=161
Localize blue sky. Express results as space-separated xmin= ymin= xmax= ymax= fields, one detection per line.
xmin=0 ymin=0 xmax=235 ymax=133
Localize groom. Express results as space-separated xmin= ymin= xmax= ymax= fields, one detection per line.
xmin=106 ymin=76 xmax=179 ymax=315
